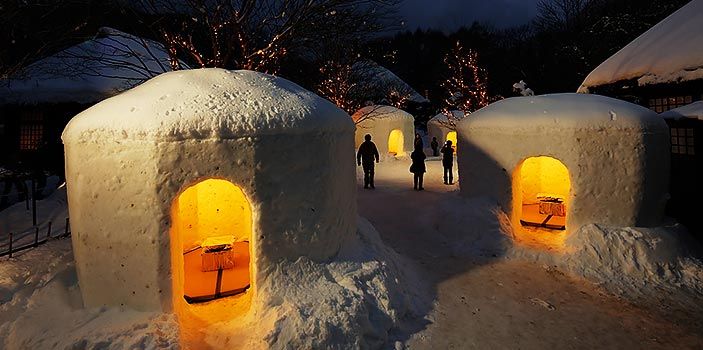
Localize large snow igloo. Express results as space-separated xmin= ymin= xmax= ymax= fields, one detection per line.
xmin=352 ymin=105 xmax=414 ymax=157
xmin=62 ymin=69 xmax=356 ymax=326
xmin=456 ymin=93 xmax=670 ymax=248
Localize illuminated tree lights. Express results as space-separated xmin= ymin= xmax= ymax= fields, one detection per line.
xmin=440 ymin=41 xmax=490 ymax=128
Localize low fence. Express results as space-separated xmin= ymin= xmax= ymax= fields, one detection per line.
xmin=1 ymin=217 xmax=71 ymax=258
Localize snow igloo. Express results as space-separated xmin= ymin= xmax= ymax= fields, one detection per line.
xmin=456 ymin=93 xmax=670 ymax=248
xmin=428 ymin=111 xmax=464 ymax=153
xmin=352 ymin=105 xmax=414 ymax=157
xmin=61 ymin=69 xmax=356 ymax=329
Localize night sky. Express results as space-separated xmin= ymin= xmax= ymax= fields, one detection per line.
xmin=398 ymin=0 xmax=540 ymax=31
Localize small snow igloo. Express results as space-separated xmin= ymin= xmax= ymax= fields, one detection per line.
xmin=457 ymin=93 xmax=670 ymax=248
xmin=62 ymin=69 xmax=356 ymax=326
xmin=428 ymin=111 xmax=463 ymax=152
xmin=352 ymin=105 xmax=414 ymax=157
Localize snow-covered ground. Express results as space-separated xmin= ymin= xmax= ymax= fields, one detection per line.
xmin=1 ymin=157 xmax=702 ymax=349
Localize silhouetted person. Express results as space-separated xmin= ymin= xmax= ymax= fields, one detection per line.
xmin=430 ymin=137 xmax=439 ymax=156
xmin=410 ymin=144 xmax=426 ymax=190
xmin=414 ymin=133 xmax=423 ymax=150
xmin=441 ymin=140 xmax=454 ymax=184
xmin=357 ymin=134 xmax=379 ymax=189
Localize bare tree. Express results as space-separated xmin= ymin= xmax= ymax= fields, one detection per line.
xmin=439 ymin=41 xmax=489 ymax=129
xmin=138 ymin=0 xmax=401 ymax=74
xmin=534 ymin=0 xmax=593 ymax=32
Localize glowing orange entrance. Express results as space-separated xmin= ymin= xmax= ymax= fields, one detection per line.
xmin=388 ymin=129 xmax=404 ymax=155
xmin=169 ymin=179 xmax=253 ymax=338
xmin=512 ymin=156 xmax=570 ymax=249
xmin=446 ymin=131 xmax=457 ymax=152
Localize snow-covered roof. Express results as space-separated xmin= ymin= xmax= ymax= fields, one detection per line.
xmin=459 ymin=93 xmax=664 ymax=131
xmin=351 ymin=105 xmax=413 ymax=123
xmin=0 ymin=27 xmax=178 ymax=105
xmin=62 ymin=69 xmax=352 ymax=143
xmin=661 ymin=101 xmax=703 ymax=121
xmin=428 ymin=110 xmax=465 ymax=125
xmin=352 ymin=61 xmax=429 ymax=104
xmin=578 ymin=0 xmax=703 ymax=92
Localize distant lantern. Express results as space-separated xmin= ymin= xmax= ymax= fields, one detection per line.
xmin=62 ymin=68 xmax=356 ymax=339
xmin=456 ymin=93 xmax=670 ymax=249
xmin=352 ymin=105 xmax=415 ymax=157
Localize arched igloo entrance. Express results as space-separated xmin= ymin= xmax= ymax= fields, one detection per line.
xmin=446 ymin=131 xmax=457 ymax=152
xmin=170 ymin=179 xmax=252 ymax=304
xmin=169 ymin=178 xmax=253 ymax=335
xmin=513 ymin=156 xmax=570 ymax=231
xmin=388 ymin=129 xmax=404 ymax=155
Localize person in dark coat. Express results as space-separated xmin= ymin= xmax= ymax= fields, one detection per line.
xmin=441 ymin=140 xmax=455 ymax=184
xmin=430 ymin=137 xmax=439 ymax=156
xmin=410 ymin=144 xmax=426 ymax=190
xmin=357 ymin=134 xmax=380 ymax=189
xmin=414 ymin=133 xmax=423 ymax=150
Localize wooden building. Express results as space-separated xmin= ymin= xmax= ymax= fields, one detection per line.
xmin=578 ymin=0 xmax=703 ymax=236
xmin=0 ymin=27 xmax=175 ymax=175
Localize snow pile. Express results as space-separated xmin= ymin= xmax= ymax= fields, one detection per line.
xmin=0 ymin=217 xmax=423 ymax=349
xmin=562 ymin=224 xmax=703 ymax=296
xmin=578 ymin=0 xmax=703 ymax=91
xmin=0 ymin=239 xmax=180 ymax=349
xmin=661 ymin=101 xmax=703 ymax=121
xmin=0 ymin=27 xmax=177 ymax=105
xmin=219 ymin=218 xmax=424 ymax=349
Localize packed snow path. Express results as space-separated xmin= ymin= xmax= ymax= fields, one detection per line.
xmin=357 ymin=158 xmax=703 ymax=349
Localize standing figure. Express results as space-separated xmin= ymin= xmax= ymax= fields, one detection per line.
xmin=410 ymin=144 xmax=426 ymax=191
xmin=414 ymin=133 xmax=424 ymax=150
xmin=441 ymin=140 xmax=455 ymax=184
xmin=430 ymin=137 xmax=439 ymax=157
xmin=357 ymin=134 xmax=380 ymax=189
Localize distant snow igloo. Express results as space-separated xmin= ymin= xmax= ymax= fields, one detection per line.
xmin=456 ymin=93 xmax=670 ymax=248
xmin=62 ymin=69 xmax=356 ymax=326
xmin=352 ymin=105 xmax=414 ymax=157
xmin=428 ymin=111 xmax=464 ymax=152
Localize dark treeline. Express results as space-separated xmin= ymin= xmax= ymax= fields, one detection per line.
xmin=366 ymin=0 xmax=690 ymax=115
xmin=0 ymin=0 xmax=691 ymax=116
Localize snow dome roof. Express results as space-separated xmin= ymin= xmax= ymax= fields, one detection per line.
xmin=661 ymin=101 xmax=703 ymax=121
xmin=0 ymin=27 xmax=177 ymax=105
xmin=578 ymin=0 xmax=703 ymax=92
xmin=352 ymin=61 xmax=429 ymax=104
xmin=459 ymin=93 xmax=663 ymax=131
xmin=429 ymin=110 xmax=465 ymax=125
xmin=62 ymin=69 xmax=353 ymax=143
xmin=351 ymin=105 xmax=413 ymax=122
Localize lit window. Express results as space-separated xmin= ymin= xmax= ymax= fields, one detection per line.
xmin=649 ymin=95 xmax=693 ymax=113
xmin=19 ymin=113 xmax=43 ymax=150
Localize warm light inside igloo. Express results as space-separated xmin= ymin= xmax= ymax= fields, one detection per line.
xmin=446 ymin=131 xmax=457 ymax=152
xmin=169 ymin=179 xmax=253 ymax=334
xmin=512 ymin=156 xmax=571 ymax=249
xmin=388 ymin=129 xmax=404 ymax=155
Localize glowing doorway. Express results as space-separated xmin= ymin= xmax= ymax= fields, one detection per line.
xmin=388 ymin=129 xmax=404 ymax=155
xmin=446 ymin=131 xmax=457 ymax=152
xmin=514 ymin=156 xmax=570 ymax=231
xmin=169 ymin=179 xmax=253 ymax=335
